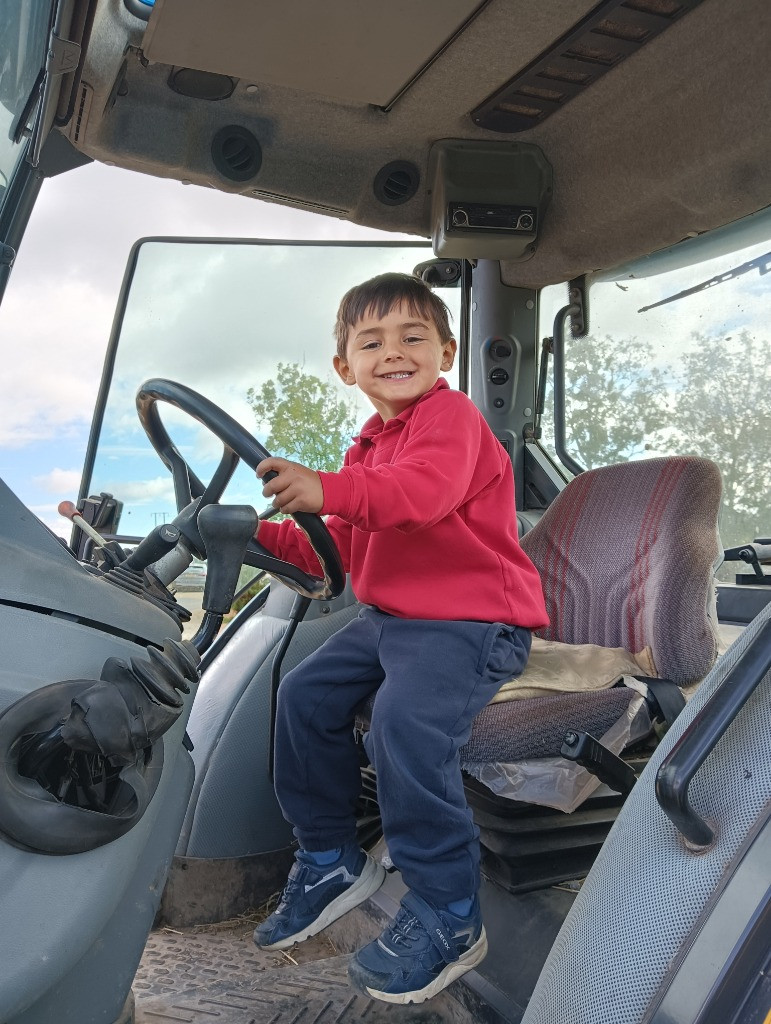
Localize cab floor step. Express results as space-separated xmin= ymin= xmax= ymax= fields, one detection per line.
xmin=134 ymin=928 xmax=460 ymax=1023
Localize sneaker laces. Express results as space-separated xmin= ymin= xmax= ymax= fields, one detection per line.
xmin=384 ymin=909 xmax=426 ymax=949
xmin=276 ymin=861 xmax=309 ymax=910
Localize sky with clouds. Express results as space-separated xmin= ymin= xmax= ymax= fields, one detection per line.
xmin=0 ymin=161 xmax=421 ymax=537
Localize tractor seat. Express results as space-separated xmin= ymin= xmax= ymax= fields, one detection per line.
xmin=356 ymin=456 xmax=723 ymax=880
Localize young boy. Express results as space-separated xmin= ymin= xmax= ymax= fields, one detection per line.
xmin=252 ymin=272 xmax=547 ymax=1004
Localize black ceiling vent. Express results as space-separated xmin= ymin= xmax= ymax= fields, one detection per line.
xmin=211 ymin=125 xmax=262 ymax=182
xmin=471 ymin=0 xmax=706 ymax=133
xmin=373 ymin=161 xmax=420 ymax=206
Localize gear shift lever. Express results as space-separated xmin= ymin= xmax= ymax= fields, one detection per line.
xmin=191 ymin=504 xmax=259 ymax=652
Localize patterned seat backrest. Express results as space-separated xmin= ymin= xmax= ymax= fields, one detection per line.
xmin=520 ymin=456 xmax=722 ymax=684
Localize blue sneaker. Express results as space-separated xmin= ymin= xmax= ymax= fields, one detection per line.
xmin=253 ymin=844 xmax=385 ymax=950
xmin=348 ymin=890 xmax=487 ymax=1004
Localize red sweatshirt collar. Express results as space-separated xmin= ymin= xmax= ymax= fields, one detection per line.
xmin=355 ymin=378 xmax=450 ymax=443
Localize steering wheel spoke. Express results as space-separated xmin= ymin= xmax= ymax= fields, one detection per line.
xmin=200 ymin=447 xmax=240 ymax=509
xmin=162 ymin=444 xmax=197 ymax=510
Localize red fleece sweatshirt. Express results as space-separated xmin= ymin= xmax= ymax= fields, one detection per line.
xmin=256 ymin=379 xmax=548 ymax=627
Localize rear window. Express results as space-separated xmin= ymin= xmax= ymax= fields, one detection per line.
xmin=538 ymin=230 xmax=771 ymax=558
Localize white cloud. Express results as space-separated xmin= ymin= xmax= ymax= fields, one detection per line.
xmin=0 ymin=275 xmax=113 ymax=445
xmin=33 ymin=467 xmax=83 ymax=494
xmin=101 ymin=475 xmax=175 ymax=505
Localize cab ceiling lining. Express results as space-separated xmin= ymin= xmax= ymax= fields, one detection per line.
xmin=471 ymin=0 xmax=706 ymax=133
xmin=74 ymin=0 xmax=771 ymax=291
xmin=143 ymin=0 xmax=487 ymax=108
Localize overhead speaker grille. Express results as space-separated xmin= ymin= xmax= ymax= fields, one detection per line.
xmin=211 ymin=126 xmax=262 ymax=182
xmin=471 ymin=0 xmax=705 ymax=133
xmin=373 ymin=161 xmax=420 ymax=206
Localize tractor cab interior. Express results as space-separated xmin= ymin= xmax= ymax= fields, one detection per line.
xmin=0 ymin=2 xmax=770 ymax=1023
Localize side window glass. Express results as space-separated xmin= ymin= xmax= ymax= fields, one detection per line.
xmin=538 ymin=235 xmax=771 ymax=561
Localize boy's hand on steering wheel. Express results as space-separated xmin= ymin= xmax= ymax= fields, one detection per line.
xmin=257 ymin=457 xmax=324 ymax=515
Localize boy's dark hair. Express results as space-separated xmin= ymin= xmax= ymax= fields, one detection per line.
xmin=334 ymin=272 xmax=454 ymax=359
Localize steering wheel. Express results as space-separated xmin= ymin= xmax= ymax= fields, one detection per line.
xmin=135 ymin=378 xmax=345 ymax=601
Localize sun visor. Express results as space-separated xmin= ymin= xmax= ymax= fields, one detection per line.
xmin=142 ymin=0 xmax=482 ymax=107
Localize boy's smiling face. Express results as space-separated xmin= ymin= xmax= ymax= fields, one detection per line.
xmin=334 ymin=302 xmax=456 ymax=422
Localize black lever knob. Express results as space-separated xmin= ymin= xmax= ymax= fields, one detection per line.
xmin=124 ymin=524 xmax=181 ymax=572
xmin=197 ymin=505 xmax=259 ymax=615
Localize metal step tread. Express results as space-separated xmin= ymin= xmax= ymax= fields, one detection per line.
xmin=134 ymin=927 xmax=457 ymax=1023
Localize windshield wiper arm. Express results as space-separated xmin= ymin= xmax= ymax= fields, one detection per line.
xmin=13 ymin=0 xmax=82 ymax=168
xmin=28 ymin=30 xmax=81 ymax=167
xmin=11 ymin=69 xmax=46 ymax=146
xmin=638 ymin=251 xmax=771 ymax=313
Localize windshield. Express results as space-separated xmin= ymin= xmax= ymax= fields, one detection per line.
xmin=0 ymin=2 xmax=52 ymax=205
xmin=84 ymin=240 xmax=460 ymax=538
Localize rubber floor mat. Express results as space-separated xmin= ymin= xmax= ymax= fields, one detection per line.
xmin=134 ymin=929 xmax=459 ymax=1023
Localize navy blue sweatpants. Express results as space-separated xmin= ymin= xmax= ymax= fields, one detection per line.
xmin=273 ymin=607 xmax=530 ymax=906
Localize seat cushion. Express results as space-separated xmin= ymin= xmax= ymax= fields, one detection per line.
xmin=461 ymin=687 xmax=637 ymax=762
xmin=356 ymin=685 xmax=638 ymax=764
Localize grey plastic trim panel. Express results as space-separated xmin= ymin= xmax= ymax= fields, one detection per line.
xmin=523 ymin=442 xmax=568 ymax=508
xmin=716 ymin=583 xmax=771 ymax=626
xmin=8 ymin=753 xmax=194 ymax=1024
xmin=0 ymin=708 xmax=196 ymax=1021
xmin=644 ymin=808 xmax=771 ymax=1024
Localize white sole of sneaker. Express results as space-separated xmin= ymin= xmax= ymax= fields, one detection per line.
xmin=258 ymin=855 xmax=387 ymax=951
xmin=362 ymin=928 xmax=488 ymax=1005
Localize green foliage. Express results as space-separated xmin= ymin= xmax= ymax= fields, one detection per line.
xmin=544 ymin=333 xmax=668 ymax=468
xmin=247 ymin=363 xmax=359 ymax=472
xmin=238 ymin=363 xmax=358 ymax=611
xmin=665 ymin=330 xmax=771 ymax=544
xmin=545 ymin=327 xmax=771 ymax=557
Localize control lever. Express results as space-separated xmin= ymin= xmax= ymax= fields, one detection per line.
xmin=58 ymin=500 xmax=109 ymax=551
xmin=98 ymin=523 xmax=186 ymax=616
xmin=192 ymin=505 xmax=259 ymax=653
xmin=123 ymin=523 xmax=181 ymax=572
xmin=198 ymin=505 xmax=259 ymax=614
xmin=723 ymin=540 xmax=771 ymax=579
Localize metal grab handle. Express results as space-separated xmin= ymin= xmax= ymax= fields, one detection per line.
xmin=551 ymin=303 xmax=584 ymax=478
xmin=655 ymin=617 xmax=771 ymax=848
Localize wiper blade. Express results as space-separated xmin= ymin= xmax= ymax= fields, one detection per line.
xmin=638 ymin=251 xmax=771 ymax=313
xmin=26 ymin=30 xmax=81 ymax=167
xmin=11 ymin=69 xmax=46 ymax=145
